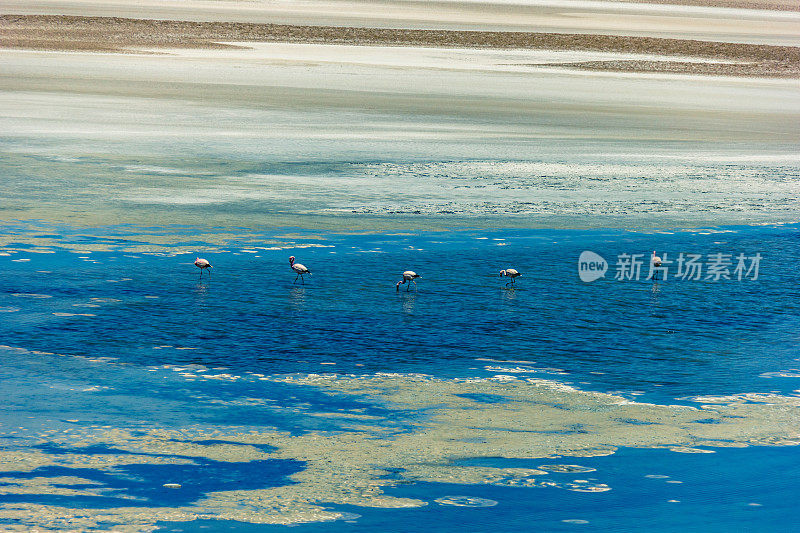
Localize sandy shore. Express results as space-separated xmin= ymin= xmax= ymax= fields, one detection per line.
xmin=624 ymin=0 xmax=798 ymax=9
xmin=4 ymin=1 xmax=799 ymax=44
xmin=2 ymin=15 xmax=799 ymax=77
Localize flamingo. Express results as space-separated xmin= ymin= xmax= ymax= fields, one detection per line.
xmin=651 ymin=251 xmax=662 ymax=280
xmin=396 ymin=270 xmax=421 ymax=292
xmin=289 ymin=256 xmax=311 ymax=284
xmin=194 ymin=257 xmax=212 ymax=278
xmin=499 ymin=268 xmax=521 ymax=286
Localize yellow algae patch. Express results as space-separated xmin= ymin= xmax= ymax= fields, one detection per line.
xmin=43 ymin=428 xmax=279 ymax=464
xmin=409 ymin=465 xmax=547 ymax=486
xmin=668 ymin=447 xmax=717 ymax=454
xmin=0 ymin=476 xmax=104 ymax=497
xmin=0 ymin=503 xmax=194 ymax=532
xmin=682 ymin=392 xmax=792 ymax=404
xmin=306 ymin=412 xmax=386 ymax=420
xmin=0 ymin=228 xmax=331 ymax=254
xmin=26 ymin=451 xmax=197 ymax=472
xmin=0 ymin=450 xmax=60 ymax=473
xmin=1 ymin=373 xmax=800 ymax=530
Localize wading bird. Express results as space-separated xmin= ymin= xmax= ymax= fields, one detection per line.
xmin=289 ymin=256 xmax=311 ymax=284
xmin=499 ymin=268 xmax=521 ymax=286
xmin=396 ymin=271 xmax=421 ymax=292
xmin=194 ymin=257 xmax=212 ymax=278
xmin=652 ymin=251 xmax=662 ymax=267
xmin=651 ymin=251 xmax=663 ymax=280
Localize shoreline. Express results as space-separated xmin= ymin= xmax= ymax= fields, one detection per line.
xmin=2 ymin=15 xmax=799 ymax=77
xmin=1 ymin=220 xmax=797 ymax=254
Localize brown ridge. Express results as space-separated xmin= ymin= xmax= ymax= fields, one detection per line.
xmin=1 ymin=14 xmax=799 ymax=77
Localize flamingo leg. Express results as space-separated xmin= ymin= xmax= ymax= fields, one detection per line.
xmin=294 ymin=274 xmax=299 ymax=284
xmin=301 ymin=274 xmax=305 ymax=285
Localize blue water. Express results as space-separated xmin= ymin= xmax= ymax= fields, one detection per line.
xmin=171 ymin=446 xmax=798 ymax=533
xmin=2 ymin=225 xmax=798 ymax=402
xmin=0 ymin=456 xmax=302 ymax=508
xmin=326 ymin=445 xmax=800 ymax=533
xmin=1 ymin=223 xmax=799 ymax=531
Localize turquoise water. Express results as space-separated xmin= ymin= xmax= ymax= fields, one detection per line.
xmin=2 ymin=142 xmax=799 ymax=233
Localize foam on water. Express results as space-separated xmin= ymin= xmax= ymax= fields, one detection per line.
xmin=669 ymin=447 xmax=716 ymax=454
xmin=538 ymin=465 xmax=597 ymax=473
xmin=760 ymin=370 xmax=800 ymax=378
xmin=434 ymin=496 xmax=497 ymax=507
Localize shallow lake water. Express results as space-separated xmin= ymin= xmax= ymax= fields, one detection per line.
xmin=1 ymin=223 xmax=799 ymax=531
xmin=1 ymin=37 xmax=800 ymax=531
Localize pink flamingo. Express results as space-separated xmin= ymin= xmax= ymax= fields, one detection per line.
xmin=194 ymin=257 xmax=212 ymax=278
xmin=651 ymin=251 xmax=662 ymax=267
xmin=651 ymin=251 xmax=662 ymax=280
xmin=499 ymin=268 xmax=521 ymax=286
xmin=289 ymin=256 xmax=311 ymax=284
xmin=396 ymin=270 xmax=421 ymax=292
